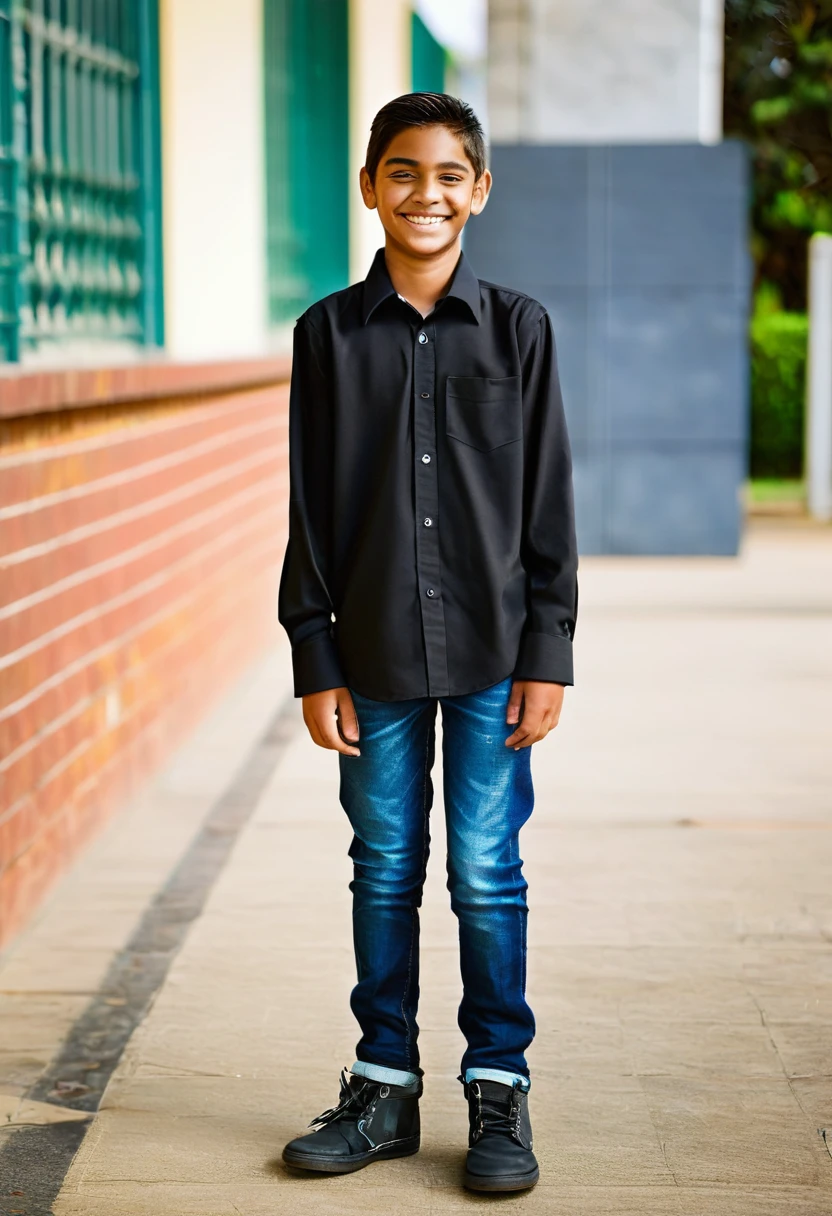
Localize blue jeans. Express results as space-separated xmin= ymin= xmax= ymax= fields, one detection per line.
xmin=338 ymin=676 xmax=535 ymax=1084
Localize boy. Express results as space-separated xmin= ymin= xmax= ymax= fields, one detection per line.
xmin=278 ymin=93 xmax=577 ymax=1193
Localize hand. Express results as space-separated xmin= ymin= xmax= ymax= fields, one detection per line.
xmin=302 ymin=687 xmax=361 ymax=757
xmin=505 ymin=680 xmax=565 ymax=750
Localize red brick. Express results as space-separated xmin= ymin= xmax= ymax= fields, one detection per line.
xmin=0 ymin=564 xmax=279 ymax=946
xmin=0 ymin=390 xmax=287 ymax=557
xmin=0 ymin=509 xmax=285 ymax=715
xmin=2 ymin=469 xmax=285 ymax=645
xmin=0 ymin=369 xmax=292 ymax=947
xmin=0 ymin=520 xmax=287 ymax=761
xmin=0 ymin=357 xmax=290 ymax=421
xmin=0 ymin=386 xmax=288 ymax=510
xmin=2 ymin=546 xmax=281 ymax=857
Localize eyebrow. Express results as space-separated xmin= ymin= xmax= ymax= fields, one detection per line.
xmin=384 ymin=157 xmax=470 ymax=173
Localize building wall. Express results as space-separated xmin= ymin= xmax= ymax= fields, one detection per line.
xmin=160 ymin=0 xmax=268 ymax=358
xmin=467 ymin=141 xmax=751 ymax=556
xmin=0 ymin=0 xmax=454 ymax=948
xmin=0 ymin=0 xmax=163 ymax=363
xmin=489 ymin=0 xmax=724 ymax=144
xmin=480 ymin=0 xmax=746 ymax=555
xmin=349 ymin=0 xmax=411 ymax=283
xmin=0 ymin=365 xmax=289 ymax=946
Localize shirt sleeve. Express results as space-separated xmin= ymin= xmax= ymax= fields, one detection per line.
xmin=278 ymin=315 xmax=347 ymax=697
xmin=513 ymin=310 xmax=579 ymax=687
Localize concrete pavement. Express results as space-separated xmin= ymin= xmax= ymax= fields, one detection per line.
xmin=2 ymin=520 xmax=831 ymax=1214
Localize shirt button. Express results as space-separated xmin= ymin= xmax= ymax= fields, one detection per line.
xmin=418 ymin=332 xmax=428 ymax=344
xmin=424 ymin=517 xmax=432 ymax=527
xmin=420 ymin=391 xmax=430 ymax=398
xmin=425 ymin=588 xmax=435 ymax=597
xmin=421 ymin=454 xmax=431 ymax=464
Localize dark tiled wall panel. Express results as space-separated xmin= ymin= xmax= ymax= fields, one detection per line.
xmin=466 ymin=142 xmax=751 ymax=554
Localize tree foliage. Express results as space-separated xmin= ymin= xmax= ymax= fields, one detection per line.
xmin=750 ymin=298 xmax=809 ymax=475
xmin=723 ymin=0 xmax=832 ymax=309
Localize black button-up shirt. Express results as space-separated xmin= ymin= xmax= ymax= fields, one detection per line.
xmin=278 ymin=248 xmax=578 ymax=702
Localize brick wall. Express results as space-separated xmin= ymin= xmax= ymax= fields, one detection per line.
xmin=0 ymin=360 xmax=290 ymax=948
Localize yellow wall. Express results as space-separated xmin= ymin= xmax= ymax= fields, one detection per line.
xmin=160 ymin=0 xmax=268 ymax=357
xmin=348 ymin=0 xmax=412 ymax=284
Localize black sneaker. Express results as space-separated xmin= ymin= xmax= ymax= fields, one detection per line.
xmin=282 ymin=1069 xmax=421 ymax=1174
xmin=461 ymin=1076 xmax=539 ymax=1192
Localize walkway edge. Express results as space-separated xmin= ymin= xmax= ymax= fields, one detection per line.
xmin=0 ymin=695 xmax=299 ymax=1216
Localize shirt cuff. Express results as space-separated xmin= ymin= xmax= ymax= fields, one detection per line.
xmin=513 ymin=630 xmax=574 ymax=686
xmin=291 ymin=631 xmax=346 ymax=697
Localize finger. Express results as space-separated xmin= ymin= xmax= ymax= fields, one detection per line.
xmin=506 ymin=685 xmax=524 ymax=725
xmin=336 ymin=691 xmax=360 ymax=744
xmin=507 ymin=708 xmax=544 ymax=745
xmin=536 ymin=713 xmax=556 ymax=741
xmin=505 ymin=725 xmax=534 ymax=749
xmin=304 ymin=705 xmax=357 ymax=755
xmin=319 ymin=712 xmax=361 ymax=757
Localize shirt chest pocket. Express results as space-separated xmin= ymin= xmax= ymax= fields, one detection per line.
xmin=445 ymin=376 xmax=523 ymax=453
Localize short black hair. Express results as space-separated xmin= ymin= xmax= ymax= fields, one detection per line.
xmin=365 ymin=93 xmax=487 ymax=182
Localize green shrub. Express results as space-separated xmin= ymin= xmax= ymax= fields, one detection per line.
xmin=750 ymin=308 xmax=808 ymax=479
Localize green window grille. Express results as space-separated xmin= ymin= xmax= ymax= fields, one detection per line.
xmin=0 ymin=0 xmax=162 ymax=364
xmin=0 ymin=0 xmax=24 ymax=360
xmin=411 ymin=11 xmax=446 ymax=95
xmin=264 ymin=0 xmax=349 ymax=325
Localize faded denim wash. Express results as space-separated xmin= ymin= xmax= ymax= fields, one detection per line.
xmin=339 ymin=676 xmax=536 ymax=1080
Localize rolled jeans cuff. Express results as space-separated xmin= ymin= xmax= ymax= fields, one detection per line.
xmin=464 ymin=1067 xmax=530 ymax=1092
xmin=351 ymin=1060 xmax=420 ymax=1087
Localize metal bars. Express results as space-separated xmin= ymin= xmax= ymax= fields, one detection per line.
xmin=0 ymin=0 xmax=26 ymax=360
xmin=0 ymin=0 xmax=161 ymax=362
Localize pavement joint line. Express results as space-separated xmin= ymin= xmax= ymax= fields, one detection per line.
xmin=0 ymin=694 xmax=299 ymax=1216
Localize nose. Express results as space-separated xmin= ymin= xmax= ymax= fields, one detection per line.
xmin=410 ymin=176 xmax=443 ymax=207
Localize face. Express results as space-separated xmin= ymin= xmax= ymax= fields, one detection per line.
xmin=360 ymin=125 xmax=491 ymax=258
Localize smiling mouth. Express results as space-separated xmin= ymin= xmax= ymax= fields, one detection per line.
xmin=401 ymin=214 xmax=450 ymax=227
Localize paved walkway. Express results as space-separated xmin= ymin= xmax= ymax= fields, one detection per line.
xmin=2 ymin=521 xmax=832 ymax=1214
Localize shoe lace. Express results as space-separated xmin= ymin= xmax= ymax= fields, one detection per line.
xmin=473 ymin=1085 xmax=522 ymax=1139
xmin=308 ymin=1069 xmax=373 ymax=1129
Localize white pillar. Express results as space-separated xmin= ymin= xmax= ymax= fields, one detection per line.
xmin=806 ymin=234 xmax=832 ymax=522
xmin=349 ymin=0 xmax=411 ymax=284
xmin=160 ymin=0 xmax=267 ymax=358
xmin=698 ymin=0 xmax=725 ymax=145
xmin=489 ymin=0 xmax=724 ymax=144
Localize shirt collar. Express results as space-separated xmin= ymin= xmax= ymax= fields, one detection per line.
xmin=361 ymin=247 xmax=481 ymax=325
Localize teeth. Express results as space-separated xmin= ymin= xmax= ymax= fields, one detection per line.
xmin=405 ymin=215 xmax=447 ymax=225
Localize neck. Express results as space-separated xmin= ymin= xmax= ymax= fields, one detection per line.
xmin=383 ymin=239 xmax=462 ymax=318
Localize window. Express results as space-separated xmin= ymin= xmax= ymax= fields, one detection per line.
xmin=0 ymin=0 xmax=22 ymax=360
xmin=264 ymin=0 xmax=349 ymax=325
xmin=0 ymin=0 xmax=162 ymax=364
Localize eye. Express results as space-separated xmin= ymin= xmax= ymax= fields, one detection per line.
xmin=440 ymin=175 xmax=463 ymax=184
xmin=390 ymin=171 xmax=416 ymax=180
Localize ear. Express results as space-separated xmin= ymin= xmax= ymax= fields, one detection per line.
xmin=359 ymin=166 xmax=378 ymax=211
xmin=469 ymin=168 xmax=492 ymax=217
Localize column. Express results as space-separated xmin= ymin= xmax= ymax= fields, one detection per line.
xmin=807 ymin=234 xmax=832 ymax=521
xmin=348 ymin=0 xmax=411 ymax=284
xmin=159 ymin=0 xmax=267 ymax=358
